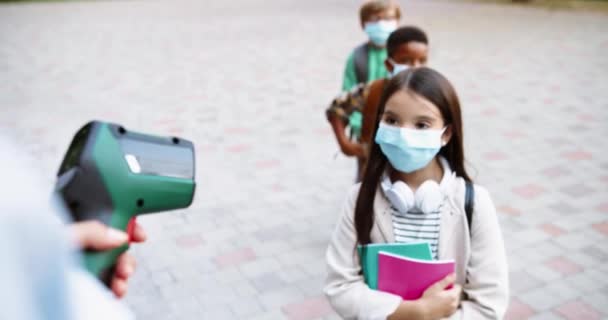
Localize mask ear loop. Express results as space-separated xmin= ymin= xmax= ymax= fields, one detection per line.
xmin=440 ymin=126 xmax=449 ymax=147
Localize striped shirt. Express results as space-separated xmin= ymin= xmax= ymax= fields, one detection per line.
xmin=390 ymin=201 xmax=444 ymax=259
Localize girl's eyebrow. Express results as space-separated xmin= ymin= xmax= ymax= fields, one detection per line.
xmin=415 ymin=115 xmax=436 ymax=122
xmin=383 ymin=110 xmax=399 ymax=117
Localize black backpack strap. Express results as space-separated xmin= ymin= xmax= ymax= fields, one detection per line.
xmin=353 ymin=43 xmax=369 ymax=85
xmin=464 ymin=181 xmax=475 ymax=235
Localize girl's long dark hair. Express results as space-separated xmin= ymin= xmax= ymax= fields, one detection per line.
xmin=354 ymin=67 xmax=472 ymax=245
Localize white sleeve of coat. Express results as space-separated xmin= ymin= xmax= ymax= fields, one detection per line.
xmin=448 ymin=186 xmax=510 ymax=320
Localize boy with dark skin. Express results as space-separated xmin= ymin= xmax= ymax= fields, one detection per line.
xmin=361 ymin=27 xmax=429 ymax=154
xmin=329 ymin=26 xmax=429 ymax=180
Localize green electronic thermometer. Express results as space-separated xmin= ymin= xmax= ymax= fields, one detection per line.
xmin=55 ymin=121 xmax=196 ymax=284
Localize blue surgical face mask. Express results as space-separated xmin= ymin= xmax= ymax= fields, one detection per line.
xmin=364 ymin=20 xmax=398 ymax=46
xmin=388 ymin=58 xmax=409 ymax=77
xmin=375 ymin=123 xmax=446 ymax=173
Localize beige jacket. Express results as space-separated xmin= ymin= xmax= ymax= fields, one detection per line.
xmin=324 ymin=164 xmax=509 ymax=320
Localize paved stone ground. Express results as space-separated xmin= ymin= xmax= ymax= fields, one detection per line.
xmin=1 ymin=0 xmax=607 ymax=319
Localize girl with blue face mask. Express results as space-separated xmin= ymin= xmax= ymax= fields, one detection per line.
xmin=325 ymin=68 xmax=509 ymax=320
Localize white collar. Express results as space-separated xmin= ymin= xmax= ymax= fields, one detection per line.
xmin=438 ymin=157 xmax=456 ymax=193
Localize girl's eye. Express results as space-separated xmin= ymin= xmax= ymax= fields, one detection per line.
xmin=415 ymin=122 xmax=430 ymax=129
xmin=384 ymin=116 xmax=398 ymax=125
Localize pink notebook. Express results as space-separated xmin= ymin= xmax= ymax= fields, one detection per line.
xmin=377 ymin=251 xmax=455 ymax=300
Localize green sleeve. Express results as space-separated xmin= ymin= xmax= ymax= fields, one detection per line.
xmin=342 ymin=52 xmax=357 ymax=91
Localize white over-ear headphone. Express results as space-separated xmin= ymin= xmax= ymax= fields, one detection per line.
xmin=381 ymin=176 xmax=444 ymax=215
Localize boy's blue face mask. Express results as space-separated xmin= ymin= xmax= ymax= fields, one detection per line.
xmin=388 ymin=58 xmax=409 ymax=77
xmin=364 ymin=20 xmax=397 ymax=46
xmin=375 ymin=123 xmax=446 ymax=173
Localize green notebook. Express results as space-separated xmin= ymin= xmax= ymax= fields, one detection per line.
xmin=358 ymin=242 xmax=433 ymax=289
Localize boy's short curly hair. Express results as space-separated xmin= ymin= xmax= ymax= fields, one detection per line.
xmin=387 ymin=26 xmax=428 ymax=57
xmin=359 ymin=0 xmax=402 ymax=25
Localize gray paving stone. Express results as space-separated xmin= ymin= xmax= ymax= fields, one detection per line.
xmin=520 ymin=282 xmax=581 ymax=312
xmin=258 ymin=287 xmax=305 ymax=310
xmin=151 ymin=270 xmax=176 ymax=287
xmin=295 ymin=275 xmax=326 ymax=297
xmin=214 ymin=267 xmax=246 ymax=285
xmin=240 ymin=257 xmax=282 ymax=278
xmin=563 ymin=271 xmax=607 ymax=295
xmin=231 ymin=298 xmax=266 ymax=318
xmin=200 ymin=287 xmax=238 ymax=307
xmin=524 ymin=265 xmax=565 ymax=285
xmin=554 ymin=232 xmax=603 ymax=251
xmin=235 ymin=282 xmax=259 ymax=298
xmin=581 ymin=245 xmax=608 ymax=262
xmin=249 ymin=310 xmax=289 ymax=320
xmin=200 ymin=305 xmax=235 ymax=320
xmin=528 ymin=311 xmax=564 ymax=320
xmin=250 ymin=272 xmax=287 ymax=293
xmin=517 ymin=241 xmax=564 ymax=264
xmin=509 ymin=270 xmax=545 ymax=295
xmin=580 ymin=288 xmax=608 ymax=315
